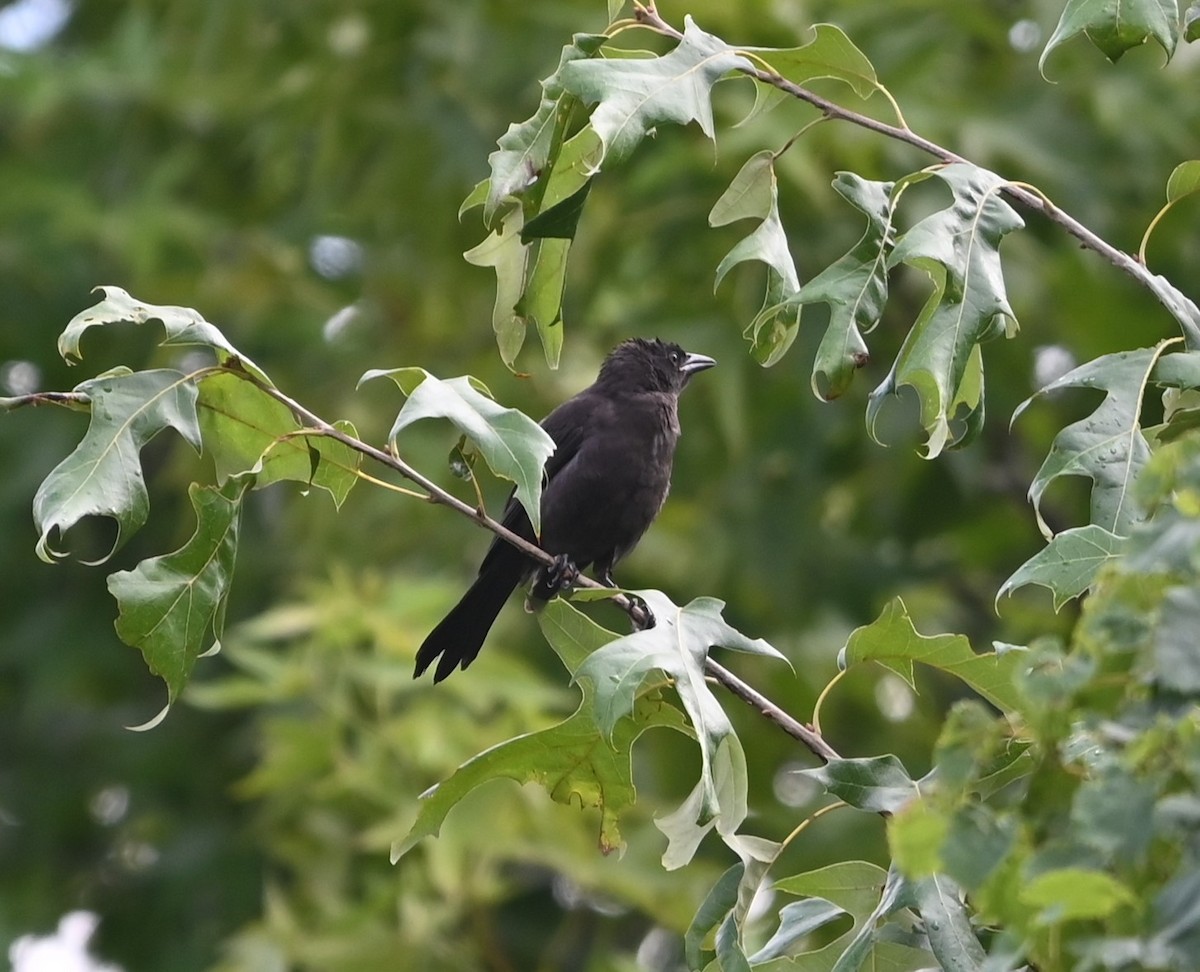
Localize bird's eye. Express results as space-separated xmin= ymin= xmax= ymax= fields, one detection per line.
xmin=671 ymin=349 xmax=683 ymax=365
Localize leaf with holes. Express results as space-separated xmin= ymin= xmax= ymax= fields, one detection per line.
xmin=33 ymin=368 xmax=202 ymax=563
xmin=1013 ymin=344 xmax=1171 ymax=539
xmin=869 ymin=164 xmax=1022 ymax=457
xmin=107 ymin=475 xmax=250 ymax=710
xmin=360 ymin=367 xmax=555 ymax=535
xmin=558 ymin=16 xmax=752 ymax=166
xmin=711 ymin=151 xmax=802 ymax=366
xmin=392 ymin=599 xmax=688 ymax=861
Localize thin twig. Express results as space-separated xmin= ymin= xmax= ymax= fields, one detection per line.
xmin=632 ymin=2 xmax=1200 ymax=347
xmin=1 ymin=390 xmax=91 ymax=411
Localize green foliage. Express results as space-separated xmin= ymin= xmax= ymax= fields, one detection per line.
xmin=8 ymin=1 xmax=1200 ymax=970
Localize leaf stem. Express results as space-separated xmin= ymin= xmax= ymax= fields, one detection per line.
xmin=811 ymin=668 xmax=846 ymax=737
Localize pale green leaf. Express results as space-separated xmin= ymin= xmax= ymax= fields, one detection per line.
xmin=685 ymin=864 xmax=742 ymax=970
xmin=1020 ymin=868 xmax=1136 ymax=922
xmin=839 ymin=597 xmax=1025 ymax=713
xmin=747 ymin=898 xmax=846 ymax=963
xmin=33 ymin=369 xmax=201 ymax=563
xmin=1166 ymin=160 xmax=1200 ymax=203
xmin=911 ymin=873 xmax=987 ymax=969
xmin=712 ymin=152 xmax=802 ymax=366
xmin=464 ymin=209 xmax=530 ymax=369
xmin=515 ymin=239 xmax=568 ymax=370
xmin=1155 ymin=585 xmax=1200 ymax=693
xmin=746 ymin=23 xmax=879 ymax=99
xmin=361 ymin=367 xmax=555 ymax=534
xmin=558 ymin=16 xmax=753 ymax=166
xmin=575 ymin=590 xmax=784 ymax=865
xmin=60 ymin=285 xmax=269 ymax=383
xmin=1187 ymin=0 xmax=1200 ymax=40
xmin=770 ymin=861 xmax=939 ymax=972
xmin=998 ymin=524 xmax=1126 ymax=609
xmin=708 ymin=150 xmax=775 ymax=226
xmin=1040 ymin=0 xmax=1179 ymax=74
xmin=1013 ymin=345 xmax=1168 ymax=538
xmin=797 ymin=755 xmax=919 ymax=814
xmin=869 ymin=164 xmax=1022 ymax=457
xmin=798 ymin=172 xmax=895 ymax=400
xmin=485 ymin=33 xmax=605 ymax=222
xmin=108 ymin=475 xmax=250 ymax=707
xmin=391 ymin=599 xmax=688 ymax=860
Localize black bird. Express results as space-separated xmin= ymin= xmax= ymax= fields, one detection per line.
xmin=415 ymin=338 xmax=716 ymax=682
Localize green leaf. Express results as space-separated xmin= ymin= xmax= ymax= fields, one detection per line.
xmin=1166 ymin=160 xmax=1200 ymax=203
xmin=197 ymin=371 xmax=360 ymax=507
xmin=484 ymin=33 xmax=605 ymax=223
xmin=685 ymin=864 xmax=742 ymax=970
xmin=839 ymin=597 xmax=1025 ymax=713
xmin=747 ymin=23 xmax=879 ymax=99
xmin=32 ymin=369 xmax=202 ymax=563
xmin=1013 ymin=344 xmax=1169 ymax=538
xmin=60 ymin=285 xmax=269 ymax=383
xmin=910 ymin=873 xmax=987 ymax=969
xmin=1155 ymin=586 xmax=1200 ymax=693
xmin=869 ymin=164 xmax=1022 ymax=458
xmin=391 ymin=599 xmax=688 ymax=860
xmin=1040 ymin=0 xmax=1179 ymax=74
xmin=771 ymin=862 xmax=934 ymax=971
xmin=558 ymin=16 xmax=753 ymax=166
xmin=747 ymin=898 xmax=846 ymax=963
xmin=711 ymin=151 xmax=802 ymax=366
xmin=889 ymin=799 xmax=950 ymax=877
xmin=575 ymin=590 xmax=785 ymax=864
xmin=798 ymin=755 xmax=919 ymax=814
xmin=998 ymin=524 xmax=1127 ymax=610
xmin=1019 ymin=868 xmax=1136 ymax=922
xmin=1187 ymin=0 xmax=1200 ymax=40
xmin=360 ymin=368 xmax=555 ymax=535
xmin=108 ymin=475 xmax=250 ymax=711
xmin=464 ymin=209 xmax=530 ymax=370
xmin=798 ymin=172 xmax=895 ymax=400
xmin=515 ymin=239 xmax=568 ymax=370
xmin=520 ymin=177 xmax=595 ymax=241
xmin=1070 ymin=766 xmax=1156 ymax=865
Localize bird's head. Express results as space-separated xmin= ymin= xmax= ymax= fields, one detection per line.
xmin=598 ymin=338 xmax=716 ymax=394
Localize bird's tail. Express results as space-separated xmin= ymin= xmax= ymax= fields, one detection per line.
xmin=414 ymin=557 xmax=523 ymax=682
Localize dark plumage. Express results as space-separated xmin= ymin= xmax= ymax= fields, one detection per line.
xmin=414 ymin=337 xmax=716 ymax=682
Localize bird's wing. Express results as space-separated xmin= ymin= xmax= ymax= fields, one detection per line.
xmin=476 ymin=390 xmax=598 ymax=570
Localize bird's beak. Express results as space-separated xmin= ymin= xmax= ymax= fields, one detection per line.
xmin=680 ymin=351 xmax=716 ymax=375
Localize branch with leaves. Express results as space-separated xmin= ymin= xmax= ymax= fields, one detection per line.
xmin=10 ymin=1 xmax=1200 ymax=969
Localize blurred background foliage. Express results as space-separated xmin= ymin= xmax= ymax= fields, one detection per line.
xmin=1 ymin=0 xmax=1197 ymax=968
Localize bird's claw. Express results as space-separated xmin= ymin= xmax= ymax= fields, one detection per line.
xmin=534 ymin=554 xmax=580 ymax=599
xmin=628 ymin=594 xmax=656 ymax=631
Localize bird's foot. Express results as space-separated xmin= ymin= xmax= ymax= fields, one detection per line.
xmin=533 ymin=554 xmax=580 ymax=600
xmin=628 ymin=593 xmax=656 ymax=631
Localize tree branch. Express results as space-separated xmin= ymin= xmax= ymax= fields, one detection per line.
xmin=632 ymin=2 xmax=1200 ymax=348
xmin=239 ymin=366 xmax=841 ymax=765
